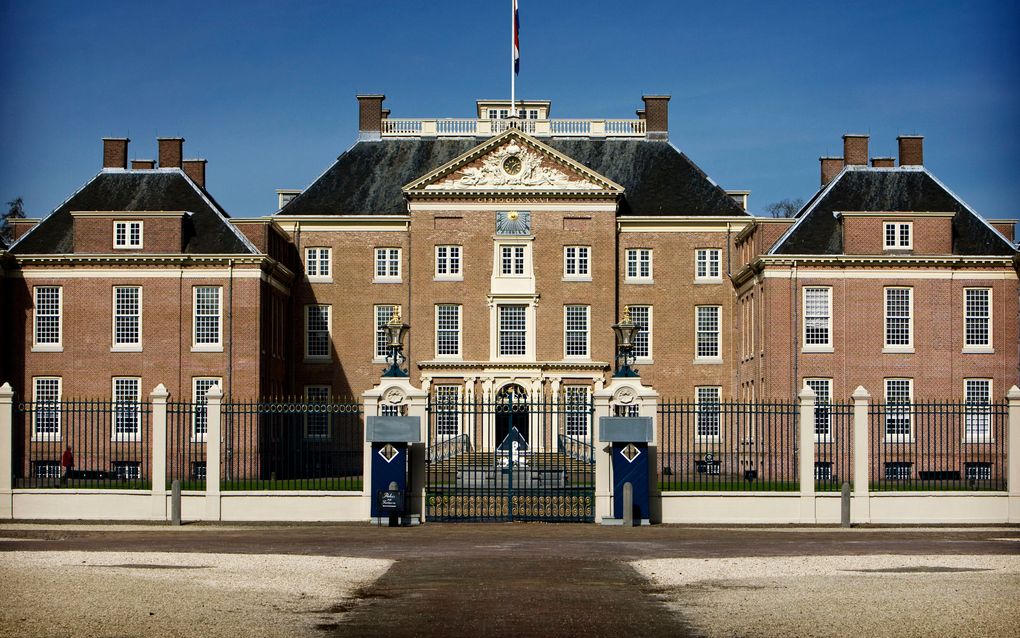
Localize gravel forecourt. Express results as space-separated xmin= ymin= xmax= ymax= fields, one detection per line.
xmin=633 ymin=554 xmax=1020 ymax=638
xmin=0 ymin=551 xmax=392 ymax=638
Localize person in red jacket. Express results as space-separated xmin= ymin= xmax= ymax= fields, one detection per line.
xmin=60 ymin=445 xmax=74 ymax=485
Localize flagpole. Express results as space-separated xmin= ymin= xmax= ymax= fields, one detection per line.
xmin=510 ymin=0 xmax=515 ymax=115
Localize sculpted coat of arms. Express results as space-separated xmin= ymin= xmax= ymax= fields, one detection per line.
xmin=428 ymin=144 xmax=599 ymax=190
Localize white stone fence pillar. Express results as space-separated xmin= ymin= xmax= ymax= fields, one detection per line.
xmin=205 ymin=384 xmax=223 ymax=521
xmin=851 ymin=385 xmax=871 ymax=523
xmin=1008 ymin=385 xmax=1020 ymax=523
xmin=0 ymin=382 xmax=13 ymax=519
xmin=798 ymin=385 xmax=816 ymax=523
xmin=149 ymin=384 xmax=169 ymax=521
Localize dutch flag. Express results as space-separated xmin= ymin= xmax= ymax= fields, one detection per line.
xmin=513 ymin=0 xmax=520 ymax=75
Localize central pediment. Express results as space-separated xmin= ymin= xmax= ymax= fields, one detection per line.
xmin=403 ymin=129 xmax=623 ymax=198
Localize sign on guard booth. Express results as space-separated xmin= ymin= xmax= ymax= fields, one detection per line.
xmin=366 ymin=416 xmax=421 ymax=525
xmin=599 ymin=416 xmax=653 ymax=525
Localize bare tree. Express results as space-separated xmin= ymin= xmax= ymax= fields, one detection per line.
xmin=1 ymin=197 xmax=26 ymax=243
xmin=763 ymin=197 xmax=804 ymax=218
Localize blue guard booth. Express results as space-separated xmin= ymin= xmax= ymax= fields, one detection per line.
xmin=599 ymin=416 xmax=653 ymax=526
xmin=366 ymin=415 xmax=421 ymax=526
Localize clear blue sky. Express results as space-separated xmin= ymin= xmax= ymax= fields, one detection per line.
xmin=2 ymin=1 xmax=1018 ymax=223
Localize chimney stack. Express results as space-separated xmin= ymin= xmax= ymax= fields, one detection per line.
xmin=642 ymin=95 xmax=670 ymax=140
xmin=182 ymin=159 xmax=207 ymax=189
xmin=357 ymin=94 xmax=385 ymax=141
xmin=898 ymin=135 xmax=924 ymax=166
xmin=158 ymin=137 xmax=184 ymax=168
xmin=131 ymin=159 xmax=155 ymax=170
xmin=842 ymin=134 xmax=869 ymax=166
xmin=871 ymin=157 xmax=895 ymax=168
xmin=820 ymin=156 xmax=844 ymax=186
xmin=102 ymin=138 xmax=129 ymax=169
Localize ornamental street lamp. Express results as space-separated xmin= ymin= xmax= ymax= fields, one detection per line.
xmin=382 ymin=307 xmax=410 ymax=378
xmin=612 ymin=305 xmax=640 ymax=377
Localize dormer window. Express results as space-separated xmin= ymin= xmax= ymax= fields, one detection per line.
xmin=114 ymin=221 xmax=143 ymax=249
xmin=883 ymin=222 xmax=911 ymax=249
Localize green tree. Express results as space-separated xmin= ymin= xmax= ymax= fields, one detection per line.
xmin=1 ymin=197 xmax=25 ymax=243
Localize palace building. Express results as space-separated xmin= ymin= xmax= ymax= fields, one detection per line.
xmin=2 ymin=93 xmax=1017 ymax=419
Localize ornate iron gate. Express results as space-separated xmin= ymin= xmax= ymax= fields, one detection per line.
xmin=425 ymin=386 xmax=595 ymax=522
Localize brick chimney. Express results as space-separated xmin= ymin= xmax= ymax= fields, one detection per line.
xmin=871 ymin=157 xmax=895 ymax=168
xmin=635 ymin=108 xmax=646 ymax=120
xmin=842 ymin=134 xmax=869 ymax=166
xmin=182 ymin=159 xmax=207 ymax=189
xmin=642 ymin=95 xmax=670 ymax=140
xmin=158 ymin=137 xmax=184 ymax=168
xmin=898 ymin=135 xmax=924 ymax=166
xmin=820 ymin=156 xmax=844 ymax=186
xmin=102 ymin=138 xmax=129 ymax=169
xmin=357 ymin=94 xmax=385 ymax=141
xmin=131 ymin=159 xmax=155 ymax=170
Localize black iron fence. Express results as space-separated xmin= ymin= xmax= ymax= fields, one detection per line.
xmin=221 ymin=399 xmax=363 ymax=491
xmin=657 ymin=399 xmax=799 ymax=491
xmin=870 ymin=401 xmax=1008 ymax=491
xmin=14 ymin=399 xmax=152 ymax=489
xmin=167 ymin=401 xmax=207 ymax=491
xmin=814 ymin=401 xmax=854 ymax=492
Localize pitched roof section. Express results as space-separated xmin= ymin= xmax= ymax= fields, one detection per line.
xmin=278 ymin=138 xmax=746 ymax=216
xmin=771 ymin=167 xmax=1016 ymax=256
xmin=12 ymin=170 xmax=257 ymax=255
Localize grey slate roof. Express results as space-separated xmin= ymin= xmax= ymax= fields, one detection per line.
xmin=278 ymin=138 xmax=747 ymax=217
xmin=772 ymin=168 xmax=1016 ymax=256
xmin=12 ymin=170 xmax=256 ymax=255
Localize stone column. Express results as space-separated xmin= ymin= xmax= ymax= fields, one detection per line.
xmin=1008 ymin=386 xmax=1020 ymax=523
xmin=205 ymin=384 xmax=223 ymax=521
xmin=798 ymin=385 xmax=816 ymax=524
xmin=852 ymin=385 xmax=872 ymax=524
xmin=0 ymin=382 xmax=13 ymax=519
xmin=593 ymin=389 xmax=613 ymax=521
xmin=150 ymin=384 xmax=169 ymax=521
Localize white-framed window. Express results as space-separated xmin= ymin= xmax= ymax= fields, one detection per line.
xmin=434 ymin=385 xmax=461 ymax=438
xmin=112 ymin=377 xmax=141 ymax=441
xmin=695 ymin=306 xmax=722 ymax=361
xmin=111 ymin=461 xmax=141 ymax=480
xmin=112 ymin=286 xmax=141 ymax=350
xmin=815 ymin=462 xmax=833 ymax=481
xmin=304 ymin=385 xmax=331 ymax=439
xmin=884 ymin=287 xmax=913 ymax=350
xmin=884 ymin=462 xmax=912 ymax=480
xmin=805 ymin=378 xmax=832 ymax=441
xmin=884 ymin=378 xmax=913 ymax=441
xmin=305 ymin=304 xmax=331 ymax=360
xmin=629 ymin=305 xmax=652 ymax=360
xmin=32 ymin=461 xmax=62 ymax=479
xmin=436 ymin=304 xmax=462 ymax=357
xmin=803 ymin=287 xmax=832 ymax=351
xmin=625 ymin=248 xmax=652 ymax=281
xmin=965 ymin=462 xmax=992 ymax=481
xmin=33 ymin=286 xmax=62 ymax=350
xmin=192 ymin=377 xmax=220 ymax=441
xmin=883 ymin=222 xmax=912 ymax=249
xmin=193 ymin=286 xmax=222 ymax=350
xmin=380 ymin=404 xmax=405 ymax=417
xmin=498 ymin=304 xmax=527 ymax=356
xmin=564 ymin=386 xmax=590 ymax=437
xmin=564 ymin=305 xmax=590 ymax=358
xmin=435 ymin=245 xmax=462 ymax=279
xmin=375 ymin=305 xmax=399 ymax=359
xmin=32 ymin=377 xmax=61 ymax=441
xmin=374 ymin=247 xmax=401 ymax=281
xmin=114 ymin=221 xmax=143 ymax=249
xmin=695 ymin=386 xmax=722 ymax=440
xmin=564 ymin=246 xmax=591 ymax=279
xmin=964 ymin=288 xmax=991 ymax=351
xmin=500 ymin=245 xmax=526 ymax=276
xmin=695 ymin=249 xmax=721 ymax=281
xmin=964 ymin=379 xmax=992 ymax=443
xmin=305 ymin=247 xmax=331 ymax=280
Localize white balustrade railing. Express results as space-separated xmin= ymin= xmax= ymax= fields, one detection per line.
xmin=381 ymin=118 xmax=645 ymax=138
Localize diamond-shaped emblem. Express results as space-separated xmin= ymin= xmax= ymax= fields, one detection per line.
xmin=621 ymin=443 xmax=641 ymax=463
xmin=378 ymin=444 xmax=399 ymax=463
